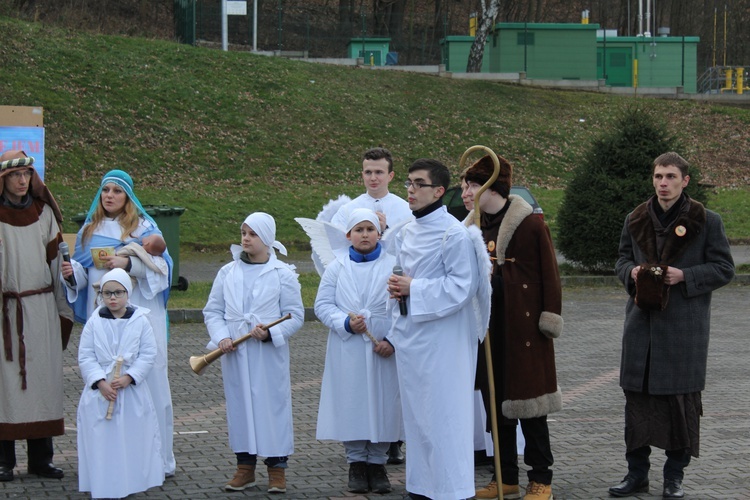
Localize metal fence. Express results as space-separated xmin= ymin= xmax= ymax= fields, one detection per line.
xmin=174 ymin=0 xmax=479 ymax=65
xmin=698 ymin=65 xmax=750 ymax=94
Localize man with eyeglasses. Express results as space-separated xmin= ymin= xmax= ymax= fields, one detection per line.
xmin=387 ymin=158 xmax=490 ymax=500
xmin=0 ymin=150 xmax=74 ymax=482
xmin=331 ymin=147 xmax=412 ymax=234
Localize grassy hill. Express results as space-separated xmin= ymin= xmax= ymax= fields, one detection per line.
xmin=3 ymin=16 xmax=750 ymax=251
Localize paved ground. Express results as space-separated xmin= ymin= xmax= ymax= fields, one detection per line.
xmin=2 ymin=285 xmax=749 ymax=499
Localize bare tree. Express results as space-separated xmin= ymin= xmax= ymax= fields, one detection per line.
xmin=338 ymin=0 xmax=357 ymax=36
xmin=466 ymin=0 xmax=500 ymax=72
xmin=373 ymin=0 xmax=407 ymax=48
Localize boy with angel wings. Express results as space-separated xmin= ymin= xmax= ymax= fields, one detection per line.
xmin=296 ymin=208 xmax=404 ymax=495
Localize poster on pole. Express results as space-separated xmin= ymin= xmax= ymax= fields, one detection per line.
xmin=0 ymin=106 xmax=46 ymax=180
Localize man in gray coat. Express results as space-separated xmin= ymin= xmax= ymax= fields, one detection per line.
xmin=610 ymin=152 xmax=734 ymax=499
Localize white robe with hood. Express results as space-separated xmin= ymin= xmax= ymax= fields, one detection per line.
xmin=203 ymin=251 xmax=304 ymax=456
xmin=389 ymin=206 xmax=485 ymax=500
xmin=315 ymin=249 xmax=404 ymax=443
xmin=77 ymin=305 xmax=163 ymax=499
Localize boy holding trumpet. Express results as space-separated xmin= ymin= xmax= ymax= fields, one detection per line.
xmin=203 ymin=212 xmax=304 ymax=493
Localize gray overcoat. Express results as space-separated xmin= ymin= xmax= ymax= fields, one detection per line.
xmin=615 ymin=196 xmax=734 ymax=395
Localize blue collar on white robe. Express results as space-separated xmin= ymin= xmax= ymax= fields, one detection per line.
xmin=348 ymin=242 xmax=382 ymax=262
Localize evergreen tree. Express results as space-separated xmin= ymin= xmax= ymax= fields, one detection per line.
xmin=557 ymin=107 xmax=707 ymax=272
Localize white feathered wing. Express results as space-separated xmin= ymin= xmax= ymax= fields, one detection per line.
xmin=294 ymin=218 xmax=350 ymax=276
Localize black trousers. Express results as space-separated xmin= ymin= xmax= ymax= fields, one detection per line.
xmin=498 ymin=416 xmax=554 ymax=485
xmin=0 ymin=438 xmax=54 ymax=468
xmin=625 ymin=445 xmax=692 ymax=481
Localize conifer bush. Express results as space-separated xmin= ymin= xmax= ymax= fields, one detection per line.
xmin=557 ymin=107 xmax=707 ymax=272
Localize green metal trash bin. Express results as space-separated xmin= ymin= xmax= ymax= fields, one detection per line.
xmin=145 ymin=205 xmax=187 ymax=291
xmin=72 ymin=205 xmax=188 ymax=291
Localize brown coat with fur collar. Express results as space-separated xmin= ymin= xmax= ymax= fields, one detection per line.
xmin=467 ymin=195 xmax=563 ymax=419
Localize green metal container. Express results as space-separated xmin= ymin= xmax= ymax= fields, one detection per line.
xmin=347 ymin=37 xmax=391 ymax=66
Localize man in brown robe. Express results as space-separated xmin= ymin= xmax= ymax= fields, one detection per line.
xmin=0 ymin=150 xmax=73 ymax=481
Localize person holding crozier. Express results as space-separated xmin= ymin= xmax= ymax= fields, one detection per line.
xmin=463 ymin=154 xmax=563 ymax=500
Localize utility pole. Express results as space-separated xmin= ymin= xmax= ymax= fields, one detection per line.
xmin=222 ymin=0 xmax=228 ymax=51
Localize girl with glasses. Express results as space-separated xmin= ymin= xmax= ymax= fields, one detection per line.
xmin=77 ymin=268 xmax=164 ymax=499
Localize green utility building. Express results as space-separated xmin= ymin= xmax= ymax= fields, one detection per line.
xmin=441 ymin=35 xmax=493 ymax=72
xmin=597 ymin=36 xmax=700 ymax=93
xmin=441 ymin=23 xmax=700 ymax=93
xmin=441 ymin=23 xmax=599 ymax=78
xmin=347 ymin=37 xmax=391 ymax=66
xmin=486 ymin=23 xmax=599 ymax=79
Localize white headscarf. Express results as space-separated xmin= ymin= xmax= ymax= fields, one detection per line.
xmin=100 ymin=268 xmax=133 ymax=297
xmin=346 ymin=208 xmax=381 ymax=235
xmin=242 ymin=212 xmax=287 ymax=256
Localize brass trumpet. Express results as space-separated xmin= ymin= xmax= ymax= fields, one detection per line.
xmin=189 ymin=313 xmax=292 ymax=375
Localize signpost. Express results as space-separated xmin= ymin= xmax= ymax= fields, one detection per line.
xmin=221 ymin=1 xmax=250 ymax=52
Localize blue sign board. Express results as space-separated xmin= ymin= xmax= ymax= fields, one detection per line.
xmin=0 ymin=126 xmax=46 ymax=180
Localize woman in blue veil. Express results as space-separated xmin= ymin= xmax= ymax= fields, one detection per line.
xmin=63 ymin=169 xmax=176 ymax=477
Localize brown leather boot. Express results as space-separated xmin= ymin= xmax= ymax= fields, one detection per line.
xmin=267 ymin=466 xmax=287 ymax=493
xmin=224 ymin=464 xmax=256 ymax=491
xmin=475 ymin=479 xmax=522 ymax=499
xmin=524 ymin=480 xmax=553 ymax=500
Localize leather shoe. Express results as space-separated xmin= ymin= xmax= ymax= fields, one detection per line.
xmin=28 ymin=463 xmax=64 ymax=479
xmin=662 ymin=479 xmax=684 ymax=498
xmin=609 ymin=475 xmax=649 ymax=497
xmin=387 ymin=442 xmax=405 ymax=464
xmin=0 ymin=465 xmax=13 ymax=482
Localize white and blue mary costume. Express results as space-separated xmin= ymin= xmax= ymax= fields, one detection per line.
xmin=66 ymin=169 xmax=176 ymax=475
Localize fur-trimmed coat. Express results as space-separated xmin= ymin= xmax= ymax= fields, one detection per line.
xmin=615 ymin=196 xmax=734 ymax=394
xmin=467 ymin=195 xmax=563 ymax=420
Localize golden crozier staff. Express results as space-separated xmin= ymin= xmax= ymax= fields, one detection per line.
xmin=459 ymin=145 xmax=503 ymax=500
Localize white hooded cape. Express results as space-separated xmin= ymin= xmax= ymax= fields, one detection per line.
xmin=314 ymin=249 xmax=404 ymax=442
xmin=203 ymin=249 xmax=304 ymax=456
xmin=77 ymin=305 xmax=163 ymax=498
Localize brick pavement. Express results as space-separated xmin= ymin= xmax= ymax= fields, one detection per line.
xmin=2 ymin=286 xmax=749 ymax=499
